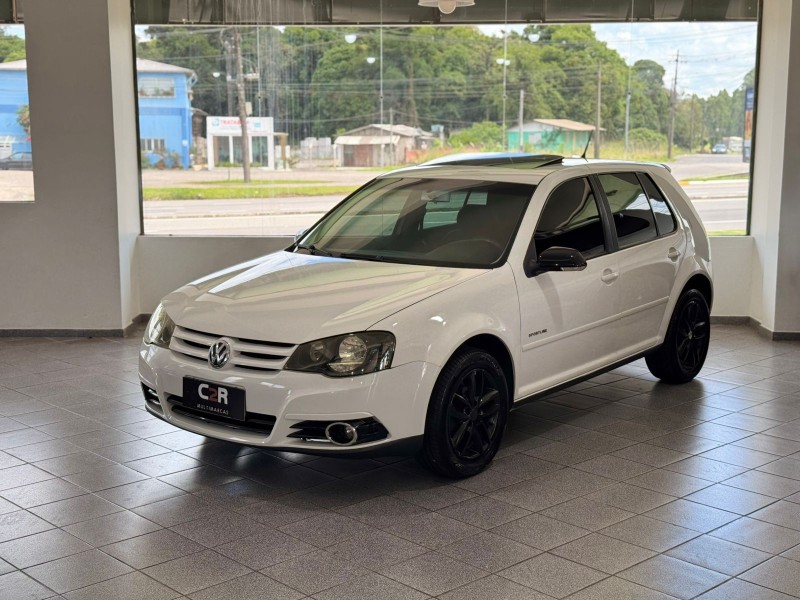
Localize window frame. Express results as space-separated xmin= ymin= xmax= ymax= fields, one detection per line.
xmin=137 ymin=77 xmax=176 ymax=99
xmin=525 ymin=174 xmax=617 ymax=277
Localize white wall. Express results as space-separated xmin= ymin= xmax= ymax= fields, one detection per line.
xmin=0 ymin=0 xmax=138 ymax=334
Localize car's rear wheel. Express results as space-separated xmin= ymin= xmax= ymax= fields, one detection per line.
xmin=646 ymin=289 xmax=710 ymax=384
xmin=419 ymin=348 xmax=509 ymax=478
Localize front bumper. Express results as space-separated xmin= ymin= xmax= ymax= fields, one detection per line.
xmin=138 ymin=344 xmax=438 ymax=455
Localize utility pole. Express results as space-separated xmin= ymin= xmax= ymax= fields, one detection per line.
xmin=223 ymin=38 xmax=235 ymax=116
xmin=233 ymin=28 xmax=251 ymax=183
xmin=518 ymin=88 xmax=525 ymax=152
xmin=594 ymin=64 xmax=602 ymax=159
xmin=689 ymin=95 xmax=695 ymax=153
xmin=389 ymin=107 xmax=394 ymax=165
xmin=624 ymin=65 xmax=632 ymax=158
xmin=668 ymin=50 xmax=680 ymax=160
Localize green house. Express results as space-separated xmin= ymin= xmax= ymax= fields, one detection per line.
xmin=507 ymin=119 xmax=601 ymax=156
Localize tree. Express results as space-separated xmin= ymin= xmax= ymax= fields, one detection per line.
xmin=449 ymin=121 xmax=503 ymax=149
xmin=16 ymin=104 xmax=30 ymax=136
xmin=0 ymin=27 xmax=25 ymax=63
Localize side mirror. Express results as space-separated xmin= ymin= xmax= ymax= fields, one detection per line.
xmin=294 ymin=229 xmax=307 ymax=243
xmin=535 ymin=246 xmax=587 ymax=273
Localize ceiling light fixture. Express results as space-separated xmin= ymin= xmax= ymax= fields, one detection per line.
xmin=418 ymin=0 xmax=475 ymax=15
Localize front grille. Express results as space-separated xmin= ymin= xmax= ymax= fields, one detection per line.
xmin=170 ymin=326 xmax=296 ymax=373
xmin=166 ymin=394 xmax=276 ymax=435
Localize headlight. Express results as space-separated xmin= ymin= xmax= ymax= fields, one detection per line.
xmin=285 ymin=332 xmax=395 ymax=377
xmin=143 ymin=303 xmax=175 ymax=348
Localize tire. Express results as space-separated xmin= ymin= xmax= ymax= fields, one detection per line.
xmin=646 ymin=289 xmax=711 ymax=384
xmin=419 ymin=348 xmax=510 ymax=478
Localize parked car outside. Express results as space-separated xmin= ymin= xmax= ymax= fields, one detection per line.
xmin=0 ymin=151 xmax=32 ymax=170
xmin=712 ymin=143 xmax=728 ymax=154
xmin=140 ymin=153 xmax=713 ymax=477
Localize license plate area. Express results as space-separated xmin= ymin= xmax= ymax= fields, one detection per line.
xmin=182 ymin=377 xmax=246 ymax=422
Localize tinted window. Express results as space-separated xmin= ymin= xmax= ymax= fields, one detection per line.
xmin=535 ymin=177 xmax=606 ymax=259
xmin=640 ymin=174 xmax=677 ymax=235
xmin=597 ymin=172 xmax=658 ymax=249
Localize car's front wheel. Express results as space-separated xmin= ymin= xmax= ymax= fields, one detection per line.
xmin=646 ymin=289 xmax=711 ymax=383
xmin=420 ymin=348 xmax=510 ymax=478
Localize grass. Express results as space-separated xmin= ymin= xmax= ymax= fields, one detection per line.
xmin=143 ymin=185 xmax=357 ymax=201
xmin=708 ymin=229 xmax=747 ymax=236
xmin=195 ymin=179 xmax=328 ymax=185
xmin=681 ymin=173 xmax=751 ymax=184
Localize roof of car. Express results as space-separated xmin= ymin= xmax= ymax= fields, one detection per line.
xmin=385 ymin=153 xmax=670 ymax=182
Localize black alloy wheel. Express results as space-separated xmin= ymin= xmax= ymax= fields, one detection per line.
xmin=646 ymin=288 xmax=711 ymax=383
xmin=420 ymin=348 xmax=510 ymax=478
xmin=446 ymin=368 xmax=502 ymax=461
xmin=676 ymin=297 xmax=710 ymax=373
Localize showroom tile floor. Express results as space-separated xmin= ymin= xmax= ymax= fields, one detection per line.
xmin=0 ymin=325 xmax=800 ymax=599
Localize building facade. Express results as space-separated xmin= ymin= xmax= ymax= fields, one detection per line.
xmin=0 ymin=57 xmax=195 ymax=167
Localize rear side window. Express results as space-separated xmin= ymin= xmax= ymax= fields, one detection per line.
xmin=639 ymin=174 xmax=677 ymax=235
xmin=535 ymin=177 xmax=606 ymax=259
xmin=597 ymin=172 xmax=657 ymax=249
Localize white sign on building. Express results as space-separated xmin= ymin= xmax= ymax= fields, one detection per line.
xmin=206 ymin=116 xmax=275 ymax=170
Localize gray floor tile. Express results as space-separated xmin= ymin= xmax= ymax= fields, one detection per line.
xmin=438 ymin=574 xmax=553 ymax=600
xmin=131 ymin=494 xmax=222 ymax=528
xmin=188 ymin=572 xmax=302 ymax=600
xmin=23 ymin=549 xmax=132 ymax=594
xmin=749 ymin=499 xmax=800 ymax=530
xmin=711 ymin=517 xmax=800 ymax=554
xmin=585 ymin=482 xmax=676 ymax=513
xmin=29 ymin=494 xmax=122 ymax=526
xmin=552 ymin=532 xmax=656 ymax=574
xmin=335 ymin=495 xmax=428 ymax=529
xmin=626 ymin=469 xmax=712 ymax=497
xmin=92 ymin=440 xmax=170 ymax=463
xmin=599 ymin=515 xmax=699 ymax=553
xmin=500 ymin=552 xmax=605 ymax=598
xmin=684 ymin=483 xmax=778 ymax=514
xmin=143 ymin=549 xmax=251 ymax=596
xmin=566 ymin=576 xmax=679 ymax=599
xmin=539 ymin=497 xmax=634 ymax=531
xmin=0 ymin=510 xmax=54 ymax=542
xmin=643 ymin=499 xmax=739 ymax=533
xmin=438 ymin=495 xmax=531 ymax=529
xmin=215 ymin=529 xmax=316 ymax=570
xmin=573 ymin=454 xmax=654 ymax=480
xmin=695 ymin=578 xmax=796 ymax=600
xmin=532 ymin=467 xmax=617 ymax=496
xmin=64 ymin=464 xmax=150 ymax=492
xmin=666 ymin=535 xmax=772 ymax=576
xmin=33 ymin=452 xmax=117 ymax=477
xmin=491 ymin=513 xmax=590 ymax=551
xmin=758 ymin=456 xmax=800 ymax=480
xmin=63 ymin=510 xmax=161 ymax=546
xmin=124 ymin=452 xmax=203 ymax=477
xmin=278 ymin=511 xmax=373 ymax=548
xmin=0 ymin=528 xmax=90 ymax=569
xmin=157 ymin=466 xmax=241 ymax=492
xmin=384 ymin=512 xmax=481 ymax=549
xmin=618 ymin=555 xmax=728 ymax=599
xmin=0 ymin=570 xmax=57 ymax=600
xmin=62 ymin=571 xmax=180 ymax=600
xmin=487 ymin=479 xmax=576 ymax=512
xmin=312 ymin=572 xmax=428 ymax=600
xmin=170 ymin=511 xmax=271 ymax=548
xmin=262 ymin=549 xmax=368 ymax=595
xmin=4 ymin=439 xmax=83 ymax=463
xmin=380 ymin=551 xmax=487 ymax=596
xmin=95 ymin=478 xmax=184 ymax=509
xmin=326 ymin=529 xmax=427 ymax=570
xmin=0 ymin=478 xmax=85 ymax=509
xmin=722 ymin=470 xmax=800 ymax=499
xmin=438 ymin=531 xmax=541 ymax=572
xmin=0 ymin=464 xmax=54 ymax=492
xmin=740 ymin=555 xmax=800 ymax=596
xmin=101 ymin=529 xmax=205 ymax=569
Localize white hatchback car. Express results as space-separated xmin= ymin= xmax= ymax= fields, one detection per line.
xmin=140 ymin=154 xmax=712 ymax=477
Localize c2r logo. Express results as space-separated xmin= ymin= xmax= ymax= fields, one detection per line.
xmin=198 ymin=383 xmax=228 ymax=405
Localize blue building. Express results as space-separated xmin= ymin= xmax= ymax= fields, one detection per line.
xmin=0 ymin=58 xmax=196 ymax=168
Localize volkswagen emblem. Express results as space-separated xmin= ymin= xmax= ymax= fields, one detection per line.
xmin=208 ymin=339 xmax=231 ymax=369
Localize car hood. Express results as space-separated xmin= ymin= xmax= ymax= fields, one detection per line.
xmin=163 ymin=251 xmax=485 ymax=343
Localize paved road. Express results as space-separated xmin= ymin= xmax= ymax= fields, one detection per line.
xmin=144 ymin=184 xmax=749 ymax=236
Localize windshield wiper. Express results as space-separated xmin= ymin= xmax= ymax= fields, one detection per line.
xmin=295 ymin=243 xmax=334 ymax=257
xmin=338 ymin=252 xmax=404 ymax=264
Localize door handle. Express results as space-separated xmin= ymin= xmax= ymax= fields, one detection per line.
xmin=668 ymin=247 xmax=682 ymax=261
xmin=601 ymin=269 xmax=619 ymax=283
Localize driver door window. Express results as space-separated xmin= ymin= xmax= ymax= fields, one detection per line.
xmin=534 ymin=177 xmax=607 ymax=259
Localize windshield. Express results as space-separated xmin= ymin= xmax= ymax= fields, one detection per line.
xmin=297 ymin=177 xmax=535 ymax=268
